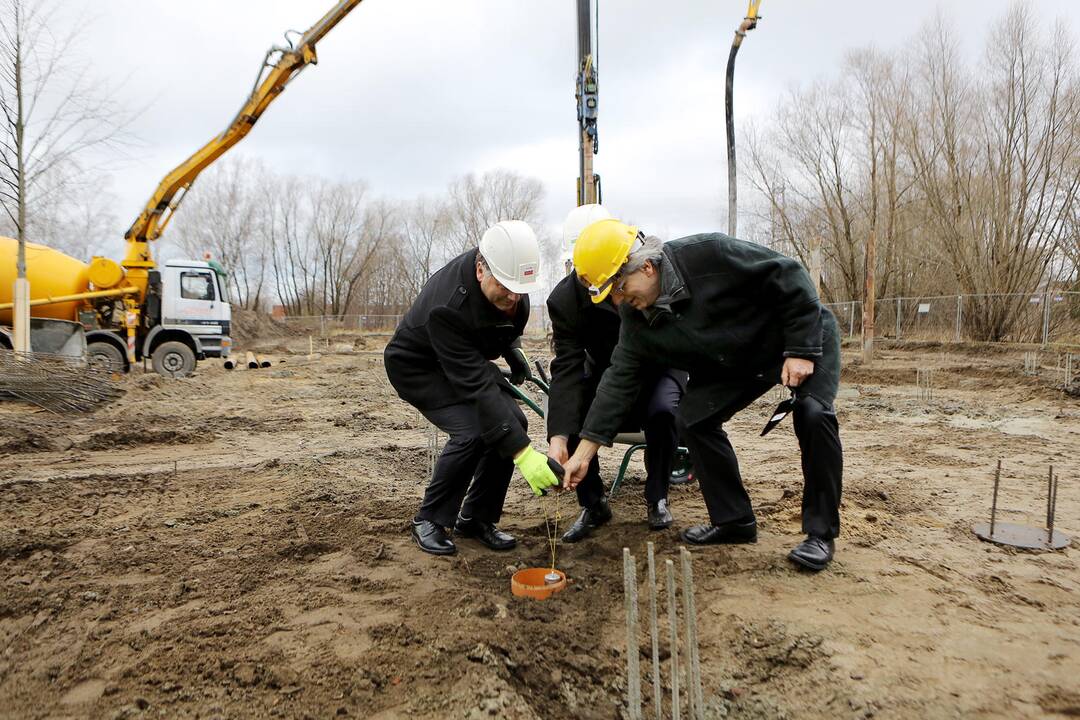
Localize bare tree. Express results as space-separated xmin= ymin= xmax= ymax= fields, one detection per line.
xmin=908 ymin=6 xmax=1080 ymax=340
xmin=0 ymin=0 xmax=128 ymax=255
xmin=170 ymin=155 xmax=268 ymax=310
xmin=394 ymin=195 xmax=449 ymax=297
xmin=444 ymin=169 xmax=545 ymax=257
xmin=0 ymin=161 xmax=117 ymax=260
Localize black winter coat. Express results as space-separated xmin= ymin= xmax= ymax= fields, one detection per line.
xmin=384 ymin=249 xmax=530 ymax=457
xmin=582 ymin=233 xmax=830 ymax=445
xmin=545 ymin=274 xmax=622 ymax=439
xmin=546 ymin=274 xmax=687 ymax=439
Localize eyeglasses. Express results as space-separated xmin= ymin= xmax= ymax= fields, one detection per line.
xmin=585 ymin=268 xmax=638 ymax=298
xmin=586 ymin=266 xmax=631 ymax=298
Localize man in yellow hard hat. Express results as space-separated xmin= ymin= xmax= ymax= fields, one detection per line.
xmin=561 ymin=220 xmax=844 ymax=571
xmin=384 ymin=221 xmax=561 ymax=556
xmin=547 ymin=205 xmax=688 ymax=541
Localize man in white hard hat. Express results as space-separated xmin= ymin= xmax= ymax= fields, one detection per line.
xmin=384 ymin=220 xmax=561 ymax=556
xmin=546 ymin=205 xmax=688 ymax=542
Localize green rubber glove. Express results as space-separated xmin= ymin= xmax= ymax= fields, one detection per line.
xmin=513 ymin=446 xmax=560 ymax=496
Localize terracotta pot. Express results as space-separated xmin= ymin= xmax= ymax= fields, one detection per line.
xmin=511 ymin=567 xmax=567 ymax=600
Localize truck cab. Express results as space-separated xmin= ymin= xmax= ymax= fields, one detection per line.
xmin=160 ymin=260 xmax=232 ymax=358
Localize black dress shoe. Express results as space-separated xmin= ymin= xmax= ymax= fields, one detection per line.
xmin=561 ymin=498 xmax=613 ymax=543
xmin=680 ymin=518 xmax=757 ymax=545
xmin=788 ymin=536 xmax=834 ymax=571
xmin=411 ymin=519 xmax=456 ymax=556
xmin=647 ymin=498 xmax=674 ymax=530
xmin=454 ymin=516 xmax=517 ymax=551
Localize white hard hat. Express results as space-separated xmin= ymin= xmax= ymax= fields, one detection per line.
xmin=562 ymin=203 xmax=613 ymax=251
xmin=478 ymin=220 xmax=541 ymax=295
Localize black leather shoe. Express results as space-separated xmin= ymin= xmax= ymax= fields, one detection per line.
xmin=561 ymin=499 xmax=613 ymax=543
xmin=680 ymin=519 xmax=757 ymax=545
xmin=454 ymin=516 xmax=517 ymax=551
xmin=647 ymin=499 xmax=674 ymax=530
xmin=788 ymin=536 xmax=834 ymax=571
xmin=411 ymin=519 xmax=456 ymax=556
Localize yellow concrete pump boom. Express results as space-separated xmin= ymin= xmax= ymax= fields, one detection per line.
xmin=122 ymin=0 xmax=363 ymax=275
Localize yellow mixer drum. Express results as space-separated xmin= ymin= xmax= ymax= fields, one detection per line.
xmin=0 ymin=236 xmax=91 ymax=324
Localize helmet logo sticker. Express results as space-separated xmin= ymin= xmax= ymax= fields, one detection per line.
xmin=519 ymin=262 xmax=537 ymax=280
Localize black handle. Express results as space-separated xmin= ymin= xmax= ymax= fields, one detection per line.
xmin=539 ymin=457 xmax=566 ymax=495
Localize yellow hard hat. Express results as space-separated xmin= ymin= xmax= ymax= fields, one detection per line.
xmin=572 ymin=218 xmax=639 ymax=303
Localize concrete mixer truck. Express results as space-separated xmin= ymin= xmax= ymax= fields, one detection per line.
xmin=0 ymin=237 xmax=231 ymax=376
xmin=0 ymin=0 xmax=362 ymax=377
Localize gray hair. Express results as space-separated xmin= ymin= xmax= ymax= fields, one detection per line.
xmin=623 ymin=235 xmax=664 ymax=274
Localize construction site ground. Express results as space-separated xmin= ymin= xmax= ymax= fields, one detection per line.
xmin=1 ymin=336 xmax=1078 ymax=720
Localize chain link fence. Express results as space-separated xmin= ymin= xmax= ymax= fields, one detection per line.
xmin=826 ymin=291 xmax=1080 ymax=346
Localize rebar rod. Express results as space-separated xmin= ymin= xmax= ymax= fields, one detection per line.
xmin=666 ymin=559 xmax=680 ymax=720
xmin=681 ymin=548 xmax=704 ymax=719
xmin=989 ymin=460 xmax=1002 ymax=538
xmin=623 ymin=548 xmax=641 ymax=720
xmin=680 ymin=550 xmax=695 ymax=720
xmin=1046 ymin=465 xmax=1054 ymax=532
xmin=647 ymin=543 xmax=661 ymax=720
xmin=1045 ymin=472 xmax=1054 ymax=546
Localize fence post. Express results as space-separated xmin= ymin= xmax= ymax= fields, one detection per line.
xmin=955 ymin=295 xmax=962 ymax=343
xmin=848 ymin=302 xmax=855 ymax=339
xmin=895 ymin=298 xmax=902 ymax=340
xmin=1042 ymin=289 xmax=1051 ymax=347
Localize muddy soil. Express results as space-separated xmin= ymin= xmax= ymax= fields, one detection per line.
xmin=1 ymin=339 xmax=1078 ymax=719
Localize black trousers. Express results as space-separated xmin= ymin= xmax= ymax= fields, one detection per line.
xmin=575 ymin=372 xmax=683 ymax=509
xmin=675 ymin=317 xmax=844 ymax=539
xmin=415 ymin=392 xmax=527 ymax=528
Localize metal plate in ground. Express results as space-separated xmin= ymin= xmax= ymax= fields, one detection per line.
xmin=973 ymin=522 xmax=1070 ymax=550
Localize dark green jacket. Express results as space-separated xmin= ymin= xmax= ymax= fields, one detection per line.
xmin=581 ymin=233 xmax=828 ymax=445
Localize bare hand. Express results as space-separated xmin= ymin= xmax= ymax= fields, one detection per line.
xmin=781 ymin=357 xmax=815 ymax=387
xmin=547 ymin=436 xmax=569 ymax=466
xmin=563 ymin=456 xmax=589 ymax=490
xmin=562 ymin=439 xmax=600 ymax=490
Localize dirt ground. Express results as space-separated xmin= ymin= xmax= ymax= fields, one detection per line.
xmin=1 ymin=335 xmax=1078 ymax=720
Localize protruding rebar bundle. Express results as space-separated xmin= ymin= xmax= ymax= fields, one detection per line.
xmin=623 ymin=548 xmax=642 ymax=720
xmin=1023 ymin=351 xmax=1039 ymax=376
xmin=666 ymin=559 xmax=680 ymax=720
xmin=647 ymin=543 xmax=661 ymax=720
xmin=917 ymin=368 xmax=934 ymax=402
xmin=680 ymin=548 xmax=704 ymax=719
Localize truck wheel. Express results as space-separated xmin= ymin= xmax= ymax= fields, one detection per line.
xmin=87 ymin=341 xmax=126 ymax=373
xmin=152 ymin=341 xmax=196 ymax=378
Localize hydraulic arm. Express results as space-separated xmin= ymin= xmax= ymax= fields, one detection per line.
xmin=123 ymin=0 xmax=364 ymax=273
xmin=725 ymin=0 xmax=762 ymax=238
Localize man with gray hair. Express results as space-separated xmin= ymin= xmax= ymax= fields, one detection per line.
xmin=563 ymin=219 xmax=844 ymax=571
xmin=547 ymin=205 xmax=687 ymax=541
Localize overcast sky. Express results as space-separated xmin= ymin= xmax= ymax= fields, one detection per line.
xmin=73 ymin=0 xmax=1080 ymax=263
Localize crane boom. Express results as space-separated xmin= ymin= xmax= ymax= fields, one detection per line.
xmin=122 ymin=0 xmax=363 ymax=269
